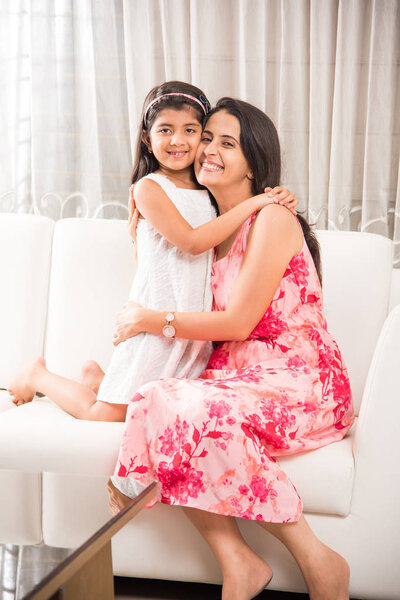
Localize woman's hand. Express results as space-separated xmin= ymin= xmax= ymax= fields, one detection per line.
xmin=265 ymin=186 xmax=298 ymax=215
xmin=113 ymin=301 xmax=144 ymax=346
xmin=128 ymin=185 xmax=139 ymax=264
xmin=107 ymin=478 xmax=132 ymax=516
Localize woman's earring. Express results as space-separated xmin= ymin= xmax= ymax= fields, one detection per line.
xmin=148 ymin=147 xmax=152 ymax=154
xmin=248 ymin=171 xmax=254 ymax=180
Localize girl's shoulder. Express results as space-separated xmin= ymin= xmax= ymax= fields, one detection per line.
xmin=137 ymin=172 xmax=176 ymax=199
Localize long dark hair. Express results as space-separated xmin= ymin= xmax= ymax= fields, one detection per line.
xmin=131 ymin=81 xmax=211 ymax=185
xmin=204 ymin=98 xmax=322 ymax=284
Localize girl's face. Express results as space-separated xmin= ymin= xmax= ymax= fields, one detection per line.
xmin=194 ymin=110 xmax=253 ymax=193
xmin=144 ymin=107 xmax=203 ymax=173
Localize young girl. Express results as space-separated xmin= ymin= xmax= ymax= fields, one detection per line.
xmin=9 ymin=81 xmax=297 ymax=422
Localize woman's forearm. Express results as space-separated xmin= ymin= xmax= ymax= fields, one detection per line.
xmin=139 ymin=308 xmax=248 ymax=342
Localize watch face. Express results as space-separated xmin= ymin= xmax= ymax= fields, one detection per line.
xmin=162 ymin=324 xmax=176 ymax=338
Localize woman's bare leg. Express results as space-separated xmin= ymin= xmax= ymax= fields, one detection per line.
xmin=259 ymin=515 xmax=349 ymax=600
xmin=80 ymin=360 xmax=105 ymax=394
xmin=8 ymin=357 xmax=126 ymax=422
xmin=182 ymin=507 xmax=272 ymax=600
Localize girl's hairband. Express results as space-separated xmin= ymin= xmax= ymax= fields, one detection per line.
xmin=144 ymin=93 xmax=210 ymax=125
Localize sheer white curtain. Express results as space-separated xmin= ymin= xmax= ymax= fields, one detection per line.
xmin=0 ymin=0 xmax=131 ymax=219
xmin=1 ymin=0 xmax=399 ymax=261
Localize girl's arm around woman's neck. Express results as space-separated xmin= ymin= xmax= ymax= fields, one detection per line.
xmin=134 ymin=178 xmax=278 ymax=256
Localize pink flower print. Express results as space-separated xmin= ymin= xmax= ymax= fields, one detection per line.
xmin=239 ymin=485 xmax=249 ymax=495
xmin=207 ymin=345 xmax=230 ymax=369
xmin=159 ymin=417 xmax=189 ymax=458
xmin=318 ymin=344 xmax=335 ymax=371
xmin=259 ymin=399 xmax=297 ymax=432
xmin=309 ymin=328 xmax=322 ymax=344
xmin=303 ymin=401 xmax=318 ymax=414
xmin=226 ymin=416 xmax=236 ymax=426
xmin=243 ymin=414 xmax=291 ymax=451
xmin=130 ymin=392 xmax=144 ymax=403
xmin=250 ymin=475 xmax=270 ymax=502
xmin=157 ymin=461 xmax=206 ymax=504
xmin=286 ymin=355 xmax=306 ymax=369
xmin=249 ymin=309 xmax=288 ymax=342
xmin=331 ymin=373 xmax=351 ymax=405
xmin=289 ymin=253 xmax=309 ymax=286
xmin=331 ymin=373 xmax=353 ymax=429
xmin=215 ymin=441 xmax=227 ymax=451
xmin=208 ymin=400 xmax=231 ymax=419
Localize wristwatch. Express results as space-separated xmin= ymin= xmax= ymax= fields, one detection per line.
xmin=162 ymin=312 xmax=176 ymax=338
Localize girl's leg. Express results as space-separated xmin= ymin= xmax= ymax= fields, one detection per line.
xmin=80 ymin=360 xmax=105 ymax=394
xmin=182 ymin=507 xmax=273 ymax=600
xmin=8 ymin=357 xmax=126 ymax=422
xmin=259 ymin=515 xmax=349 ymax=600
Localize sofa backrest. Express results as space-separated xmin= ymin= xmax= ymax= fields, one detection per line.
xmin=389 ymin=267 xmax=400 ymax=311
xmin=44 ymin=219 xmax=134 ymax=379
xmin=0 ymin=214 xmax=53 ymax=387
xmin=316 ymin=230 xmax=393 ymax=415
xmin=1 ymin=216 xmax=392 ymax=417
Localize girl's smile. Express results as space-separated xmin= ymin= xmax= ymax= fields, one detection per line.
xmin=144 ymin=107 xmax=202 ymax=175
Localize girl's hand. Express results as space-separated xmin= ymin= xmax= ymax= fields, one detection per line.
xmin=113 ymin=301 xmax=144 ymax=346
xmin=265 ymin=186 xmax=298 ymax=215
xmin=128 ymin=185 xmax=139 ymax=264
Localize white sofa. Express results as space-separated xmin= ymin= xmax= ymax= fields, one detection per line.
xmin=0 ymin=213 xmax=399 ymax=599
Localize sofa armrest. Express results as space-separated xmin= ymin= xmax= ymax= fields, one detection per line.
xmin=351 ymin=304 xmax=400 ymax=518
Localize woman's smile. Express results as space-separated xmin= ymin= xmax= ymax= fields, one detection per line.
xmin=199 ymin=160 xmax=224 ymax=173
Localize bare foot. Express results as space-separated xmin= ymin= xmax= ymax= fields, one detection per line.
xmin=305 ymin=544 xmax=350 ymax=600
xmin=80 ymin=360 xmax=105 ymax=395
xmin=107 ymin=478 xmax=132 ymax=516
xmin=222 ymin=548 xmax=273 ymax=600
xmin=8 ymin=357 xmax=47 ymax=406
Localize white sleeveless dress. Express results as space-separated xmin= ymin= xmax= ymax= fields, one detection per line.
xmin=97 ymin=172 xmax=216 ymax=405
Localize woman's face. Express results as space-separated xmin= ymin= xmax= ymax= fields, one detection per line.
xmin=194 ymin=110 xmax=253 ymax=193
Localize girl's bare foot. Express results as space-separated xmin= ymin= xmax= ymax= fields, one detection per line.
xmin=8 ymin=357 xmax=47 ymax=406
xmin=305 ymin=544 xmax=350 ymax=600
xmin=80 ymin=360 xmax=105 ymax=395
xmin=222 ymin=548 xmax=273 ymax=600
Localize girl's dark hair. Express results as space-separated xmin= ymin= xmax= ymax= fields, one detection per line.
xmin=204 ymin=97 xmax=322 ymax=284
xmin=131 ymin=81 xmax=211 ymax=184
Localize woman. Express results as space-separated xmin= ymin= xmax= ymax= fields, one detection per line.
xmin=109 ymin=98 xmax=354 ymax=600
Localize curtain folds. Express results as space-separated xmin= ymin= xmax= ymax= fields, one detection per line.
xmin=1 ymin=0 xmax=399 ymax=263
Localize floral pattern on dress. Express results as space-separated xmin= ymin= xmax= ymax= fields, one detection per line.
xmin=114 ymin=214 xmax=354 ymax=523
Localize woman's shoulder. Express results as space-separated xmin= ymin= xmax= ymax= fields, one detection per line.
xmin=245 ymin=203 xmax=303 ymax=256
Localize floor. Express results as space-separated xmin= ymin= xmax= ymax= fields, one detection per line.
xmin=113 ymin=577 xmax=308 ymax=599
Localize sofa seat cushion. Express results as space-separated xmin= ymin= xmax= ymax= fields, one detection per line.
xmin=0 ymin=398 xmax=124 ymax=475
xmin=0 ymin=398 xmax=355 ymax=517
xmin=0 ymin=389 xmax=15 ymax=413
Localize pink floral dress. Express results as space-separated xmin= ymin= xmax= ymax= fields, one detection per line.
xmin=114 ymin=214 xmax=354 ymax=522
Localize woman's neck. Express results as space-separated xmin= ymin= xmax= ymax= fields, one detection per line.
xmin=210 ymin=183 xmax=254 ymax=214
